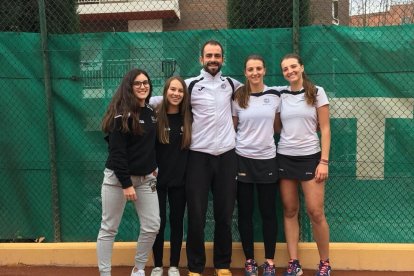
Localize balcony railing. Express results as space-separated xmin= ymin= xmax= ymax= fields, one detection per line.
xmin=77 ymin=0 xmax=170 ymax=3
xmin=77 ymin=0 xmax=180 ymax=19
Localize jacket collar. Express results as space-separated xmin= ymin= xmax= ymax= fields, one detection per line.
xmin=200 ymin=69 xmax=222 ymax=80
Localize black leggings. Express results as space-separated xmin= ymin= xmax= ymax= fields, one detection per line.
xmin=152 ymin=185 xmax=186 ymax=267
xmin=237 ymin=181 xmax=278 ymax=260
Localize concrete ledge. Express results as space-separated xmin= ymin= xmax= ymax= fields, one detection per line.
xmin=1 ymin=242 xmax=413 ymax=271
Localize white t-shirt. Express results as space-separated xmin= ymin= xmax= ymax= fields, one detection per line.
xmin=277 ymin=85 xmax=329 ymax=156
xmin=232 ymin=86 xmax=281 ymax=159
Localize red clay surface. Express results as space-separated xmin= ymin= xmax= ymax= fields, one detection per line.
xmin=0 ymin=266 xmax=412 ymax=276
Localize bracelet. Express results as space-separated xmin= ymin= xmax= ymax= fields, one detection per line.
xmin=319 ymin=159 xmax=329 ymax=165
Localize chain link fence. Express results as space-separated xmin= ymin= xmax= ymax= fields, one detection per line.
xmin=0 ymin=0 xmax=413 ymax=243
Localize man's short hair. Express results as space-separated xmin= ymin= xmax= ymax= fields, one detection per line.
xmin=200 ymin=40 xmax=224 ymax=57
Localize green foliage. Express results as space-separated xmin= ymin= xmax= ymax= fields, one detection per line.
xmin=0 ymin=0 xmax=79 ymax=33
xmin=228 ymin=0 xmax=310 ymax=29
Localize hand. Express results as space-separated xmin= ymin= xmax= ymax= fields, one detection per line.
xmin=123 ymin=186 xmax=137 ymax=201
xmin=315 ymin=163 xmax=329 ymax=183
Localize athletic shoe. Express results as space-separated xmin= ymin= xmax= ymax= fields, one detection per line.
xmin=283 ymin=259 xmax=303 ymax=276
xmin=244 ymin=259 xmax=258 ymax=276
xmin=262 ymin=261 xmax=276 ymax=276
xmin=315 ymin=259 xmax=331 ymax=276
xmin=188 ymin=272 xmax=201 ymax=276
xmin=168 ymin=267 xmax=180 ymax=276
xmin=131 ymin=267 xmax=145 ymax=276
xmin=151 ymin=267 xmax=163 ymax=276
xmin=215 ymin=269 xmax=232 ymax=276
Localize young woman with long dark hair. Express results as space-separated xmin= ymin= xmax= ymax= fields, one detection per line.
xmin=97 ymin=68 xmax=160 ymax=276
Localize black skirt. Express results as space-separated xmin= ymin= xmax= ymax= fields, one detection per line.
xmin=277 ymin=152 xmax=321 ymax=181
xmin=237 ymin=155 xmax=278 ymax=183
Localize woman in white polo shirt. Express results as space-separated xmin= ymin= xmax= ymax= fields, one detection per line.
xmin=276 ymin=53 xmax=331 ymax=276
xmin=232 ymin=54 xmax=280 ymax=276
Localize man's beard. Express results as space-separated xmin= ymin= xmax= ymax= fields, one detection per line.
xmin=203 ymin=61 xmax=222 ymax=76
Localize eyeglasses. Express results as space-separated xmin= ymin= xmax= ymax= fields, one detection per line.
xmin=133 ymin=80 xmax=150 ymax=87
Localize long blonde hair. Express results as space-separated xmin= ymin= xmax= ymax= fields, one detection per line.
xmin=281 ymin=53 xmax=317 ymax=106
xmin=156 ymin=76 xmax=192 ymax=149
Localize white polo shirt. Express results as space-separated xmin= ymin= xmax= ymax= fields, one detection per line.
xmin=232 ymin=86 xmax=281 ymax=159
xmin=277 ymin=85 xmax=329 ymax=156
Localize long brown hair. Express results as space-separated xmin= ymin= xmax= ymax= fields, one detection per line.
xmin=281 ymin=53 xmax=317 ymax=106
xmin=101 ymin=68 xmax=153 ymax=135
xmin=156 ymin=76 xmax=192 ymax=149
xmin=233 ymin=54 xmax=266 ymax=109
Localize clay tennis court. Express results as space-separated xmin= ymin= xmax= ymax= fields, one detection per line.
xmin=0 ymin=266 xmax=412 ymax=276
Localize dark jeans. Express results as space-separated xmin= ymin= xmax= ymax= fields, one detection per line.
xmin=185 ymin=149 xmax=237 ymax=273
xmin=237 ymin=181 xmax=278 ymax=260
xmin=152 ymin=185 xmax=186 ymax=267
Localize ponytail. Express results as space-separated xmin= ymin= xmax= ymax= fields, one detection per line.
xmin=302 ymin=72 xmax=317 ymax=106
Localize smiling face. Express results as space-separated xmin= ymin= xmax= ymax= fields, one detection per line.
xmin=244 ymin=58 xmax=266 ymax=87
xmin=200 ymin=43 xmax=223 ymax=76
xmin=281 ymin=57 xmax=304 ymax=86
xmin=132 ymin=73 xmax=150 ymax=106
xmin=166 ymin=79 xmax=184 ymax=111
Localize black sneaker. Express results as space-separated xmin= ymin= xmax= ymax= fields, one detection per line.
xmin=315 ymin=259 xmax=331 ymax=276
xmin=244 ymin=259 xmax=258 ymax=276
xmin=283 ymin=259 xmax=303 ymax=276
xmin=262 ymin=261 xmax=276 ymax=276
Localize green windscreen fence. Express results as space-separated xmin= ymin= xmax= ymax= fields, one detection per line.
xmin=1 ymin=25 xmax=413 ymax=243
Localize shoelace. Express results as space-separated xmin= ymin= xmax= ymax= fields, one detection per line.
xmin=263 ymin=263 xmax=275 ymax=273
xmin=286 ymin=261 xmax=298 ymax=273
xmin=245 ymin=260 xmax=257 ymax=272
xmin=318 ymin=261 xmax=330 ymax=275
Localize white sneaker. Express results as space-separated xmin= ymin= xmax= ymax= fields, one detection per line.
xmin=151 ymin=267 xmax=164 ymax=276
xmin=131 ymin=267 xmax=145 ymax=276
xmin=168 ymin=267 xmax=180 ymax=276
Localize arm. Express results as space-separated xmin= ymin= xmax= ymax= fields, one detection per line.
xmin=274 ymin=112 xmax=282 ymax=134
xmin=232 ymin=116 xmax=239 ymax=131
xmin=108 ymin=118 xmax=137 ymax=200
xmin=315 ymin=104 xmax=331 ymax=183
xmin=149 ymin=96 xmax=163 ymax=108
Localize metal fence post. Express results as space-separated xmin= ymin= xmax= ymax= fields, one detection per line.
xmin=292 ymin=0 xmax=300 ymax=54
xmin=38 ymin=0 xmax=61 ymax=242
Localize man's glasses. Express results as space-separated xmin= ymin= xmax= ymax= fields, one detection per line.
xmin=133 ymin=80 xmax=150 ymax=87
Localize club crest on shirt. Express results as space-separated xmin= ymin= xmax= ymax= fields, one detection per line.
xmin=264 ymin=98 xmax=270 ymax=104
xmin=221 ymin=83 xmax=226 ymax=89
xmin=151 ymin=116 xmax=157 ymax=123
